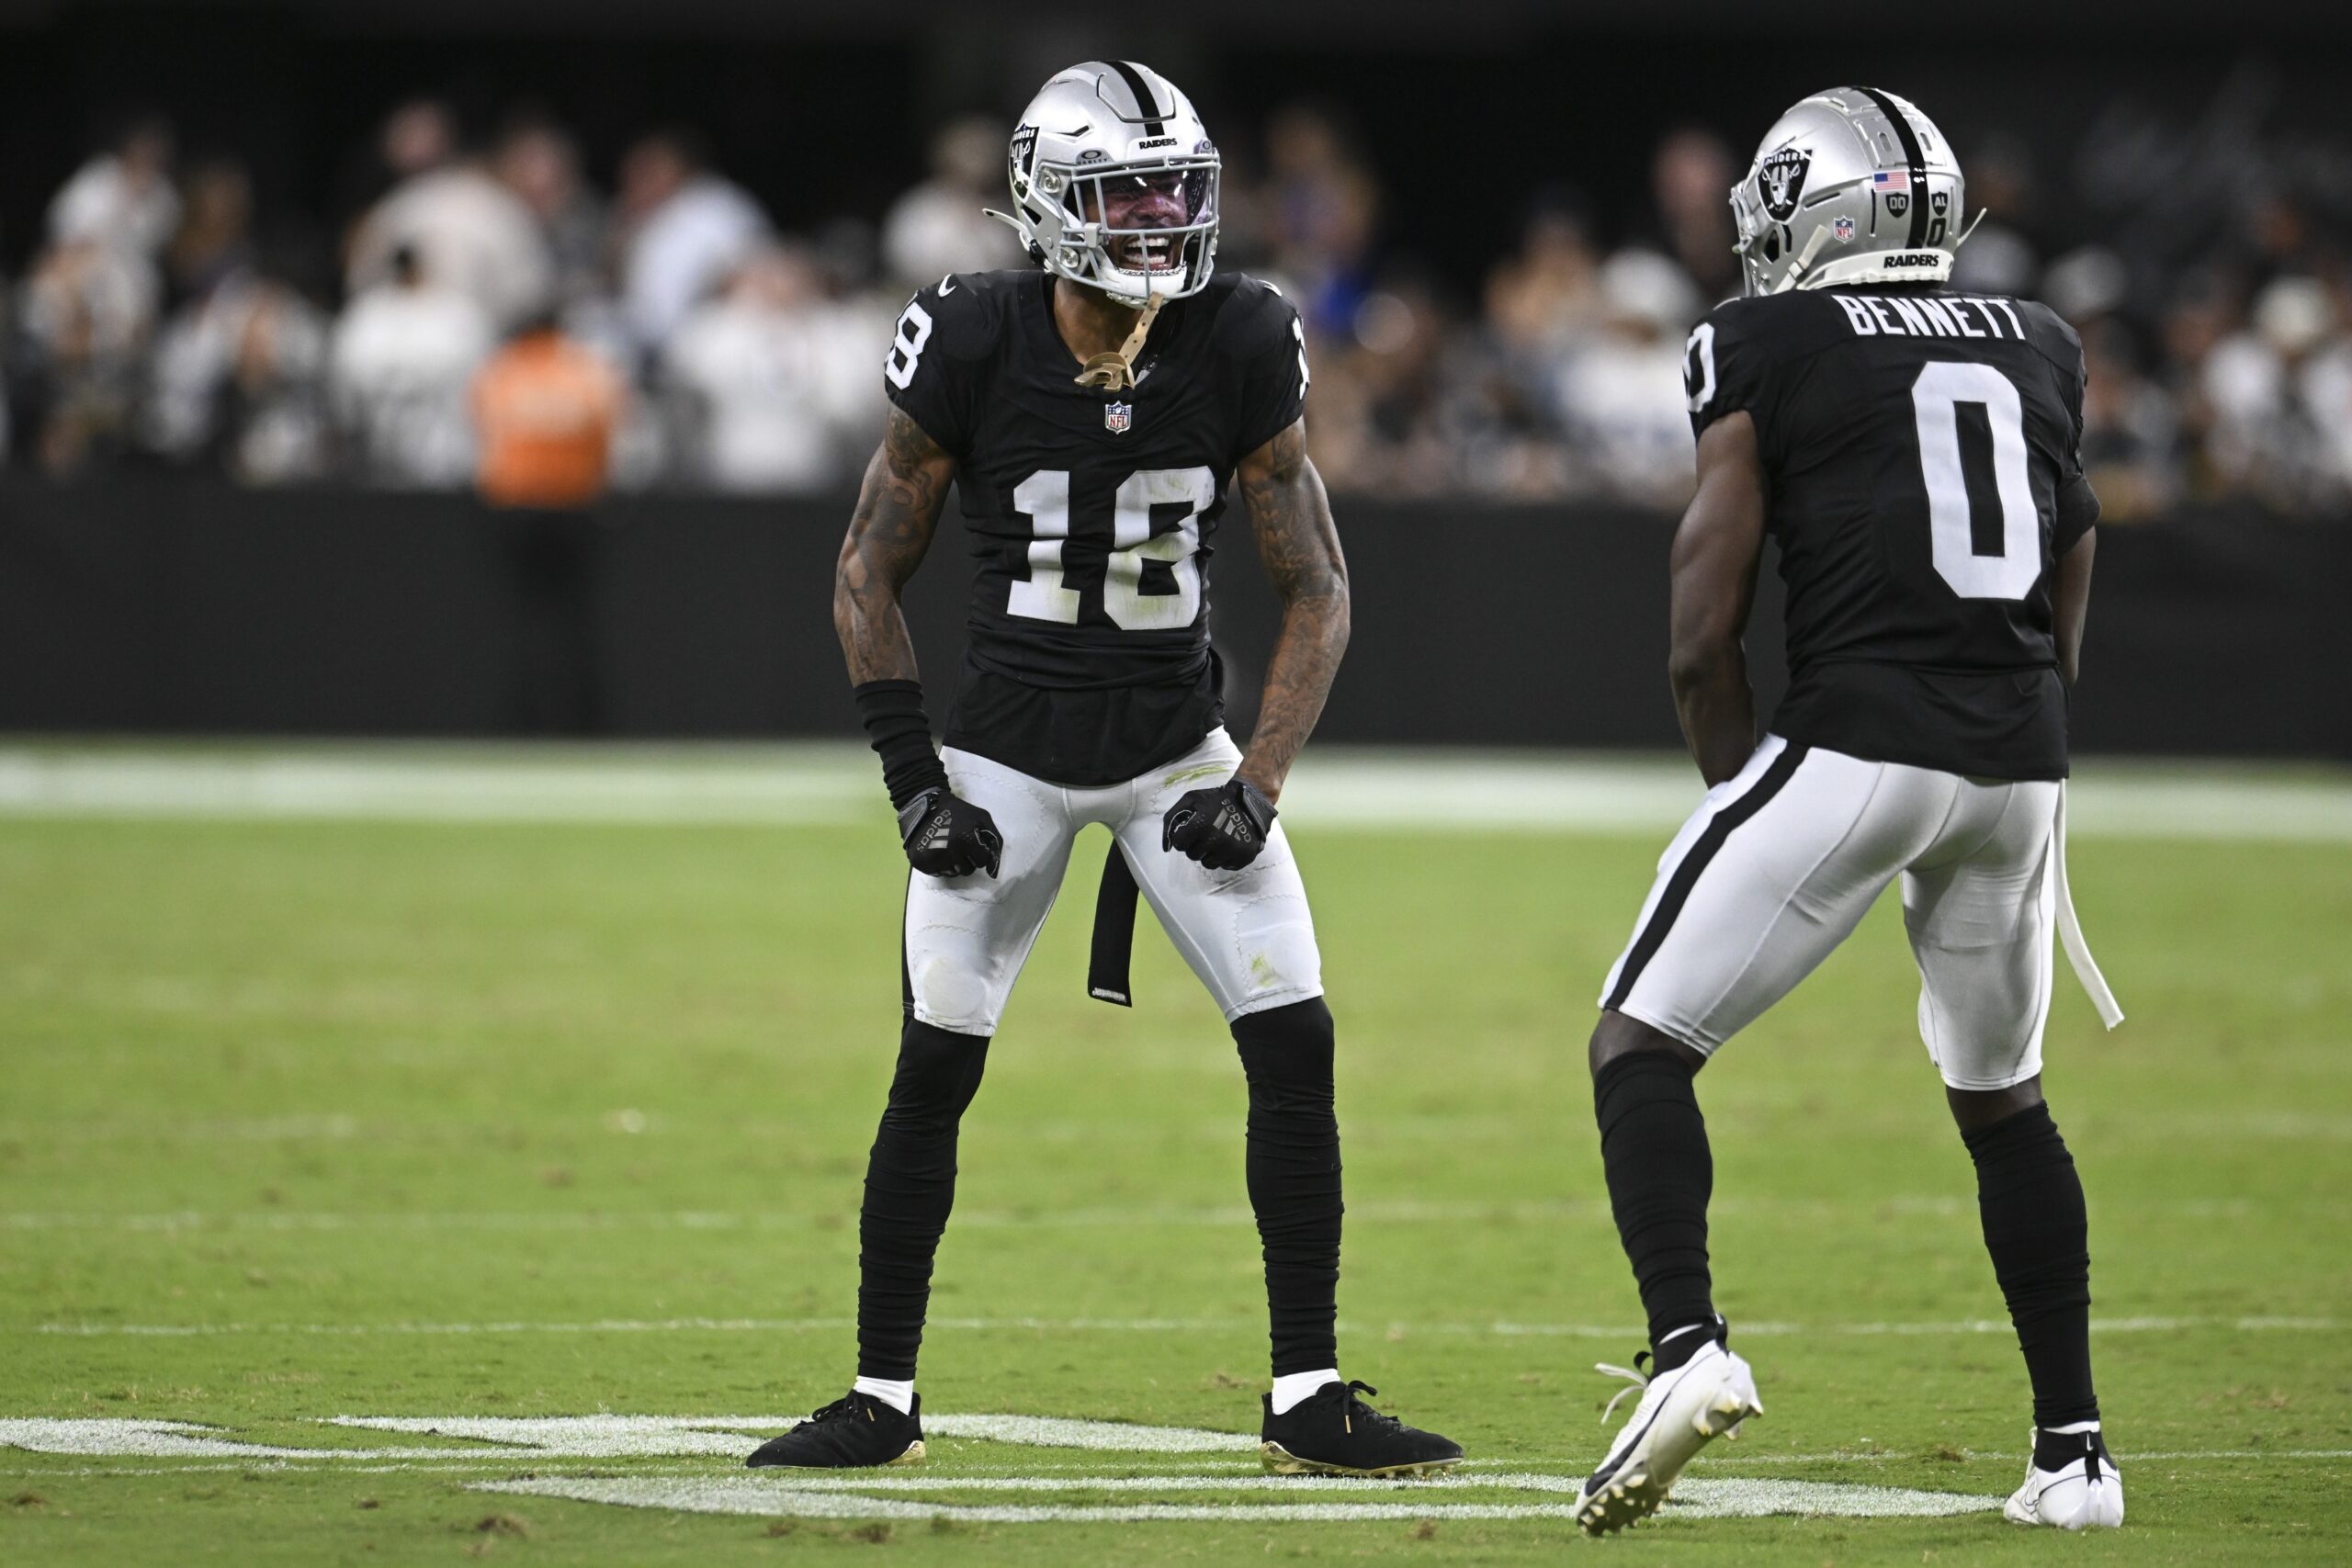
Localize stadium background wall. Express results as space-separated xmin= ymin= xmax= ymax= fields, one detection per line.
xmin=0 ymin=483 xmax=2342 ymax=760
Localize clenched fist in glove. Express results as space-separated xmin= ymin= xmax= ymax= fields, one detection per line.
xmin=898 ymin=788 xmax=1003 ymax=879
xmin=1162 ymin=777 xmax=1277 ymax=871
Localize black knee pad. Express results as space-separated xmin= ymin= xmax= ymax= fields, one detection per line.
xmin=879 ymin=1019 xmax=990 ymax=1137
xmin=1231 ymin=997 xmax=1336 ymax=1109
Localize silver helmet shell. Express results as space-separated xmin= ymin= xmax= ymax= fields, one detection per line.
xmin=1731 ymin=87 xmax=1967 ymax=296
xmin=989 ymin=61 xmax=1220 ymax=307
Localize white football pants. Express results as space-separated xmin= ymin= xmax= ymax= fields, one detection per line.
xmin=904 ymin=728 xmax=1325 ymax=1036
xmin=1600 ymin=734 xmax=2115 ymax=1090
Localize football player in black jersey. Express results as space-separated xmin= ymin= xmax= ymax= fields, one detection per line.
xmin=1568 ymin=90 xmax=2126 ymax=1535
xmin=746 ymin=62 xmax=1459 ymax=1479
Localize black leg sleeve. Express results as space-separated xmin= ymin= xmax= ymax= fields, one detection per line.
xmin=1964 ymin=1102 xmax=2098 ymax=1427
xmin=1593 ymin=1051 xmax=1719 ymax=1364
xmin=1231 ymin=998 xmax=1342 ymax=1377
xmin=855 ymin=1019 xmax=990 ymax=1382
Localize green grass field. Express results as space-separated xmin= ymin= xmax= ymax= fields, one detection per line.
xmin=4 ymin=748 xmax=2348 ymax=1563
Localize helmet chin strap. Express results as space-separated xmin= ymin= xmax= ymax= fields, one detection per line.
xmin=1777 ymin=224 xmax=1838 ymax=293
xmin=1074 ymin=290 xmax=1165 ymax=390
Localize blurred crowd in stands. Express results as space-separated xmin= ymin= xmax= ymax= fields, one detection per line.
xmin=8 ymin=94 xmax=2351 ymax=516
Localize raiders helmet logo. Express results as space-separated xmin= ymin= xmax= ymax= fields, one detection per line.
xmin=1010 ymin=124 xmax=1038 ymax=181
xmin=1758 ymin=149 xmax=1810 ymax=223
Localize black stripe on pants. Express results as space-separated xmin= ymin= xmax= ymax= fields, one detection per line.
xmin=1605 ymin=743 xmax=1810 ymax=1013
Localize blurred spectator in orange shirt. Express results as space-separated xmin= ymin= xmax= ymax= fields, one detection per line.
xmin=471 ymin=315 xmax=627 ymax=508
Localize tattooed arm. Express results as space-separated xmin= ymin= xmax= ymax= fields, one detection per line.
xmin=835 ymin=405 xmax=957 ymax=682
xmin=1234 ymin=418 xmax=1350 ymax=802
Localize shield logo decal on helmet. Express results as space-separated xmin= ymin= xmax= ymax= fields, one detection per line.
xmin=1104 ymin=400 xmax=1133 ymax=434
xmin=1758 ymin=149 xmax=1810 ymax=222
xmin=1834 ymin=215 xmax=1855 ymax=242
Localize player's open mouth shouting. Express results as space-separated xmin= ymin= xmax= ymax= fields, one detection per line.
xmin=1091 ymin=171 xmax=1193 ymax=273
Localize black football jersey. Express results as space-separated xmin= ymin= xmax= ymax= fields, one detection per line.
xmin=1685 ymin=288 xmax=2100 ymax=780
xmin=883 ymin=268 xmax=1307 ymax=786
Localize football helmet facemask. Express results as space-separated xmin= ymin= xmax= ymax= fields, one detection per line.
xmin=1730 ymin=86 xmax=1979 ymax=297
xmin=989 ymin=60 xmax=1220 ymax=308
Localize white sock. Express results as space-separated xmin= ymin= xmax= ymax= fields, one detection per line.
xmin=2046 ymin=1419 xmax=2101 ymax=1436
xmin=1269 ymin=1369 xmax=1341 ymax=1416
xmin=853 ymin=1376 xmax=915 ymax=1415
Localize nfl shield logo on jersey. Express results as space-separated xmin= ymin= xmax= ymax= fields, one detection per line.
xmin=1104 ymin=400 xmax=1133 ymax=434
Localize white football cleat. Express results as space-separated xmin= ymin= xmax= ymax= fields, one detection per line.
xmin=2005 ymin=1426 xmax=2124 ymax=1529
xmin=1573 ymin=1338 xmax=1763 ymax=1536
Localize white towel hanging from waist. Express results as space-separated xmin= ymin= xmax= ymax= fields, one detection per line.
xmin=2053 ymin=780 xmax=2124 ymax=1030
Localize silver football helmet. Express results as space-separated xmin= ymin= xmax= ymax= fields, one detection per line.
xmin=1731 ymin=87 xmax=1975 ymax=296
xmin=988 ymin=61 xmax=1220 ymax=307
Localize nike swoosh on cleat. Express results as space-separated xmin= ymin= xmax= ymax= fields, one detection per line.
xmin=1584 ymin=1400 xmax=1668 ymax=1493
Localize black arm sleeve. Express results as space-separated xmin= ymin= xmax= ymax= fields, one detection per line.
xmin=854 ymin=680 xmax=951 ymax=810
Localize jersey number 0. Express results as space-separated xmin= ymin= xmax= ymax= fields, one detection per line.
xmin=1008 ymin=467 xmax=1218 ymax=631
xmin=1909 ymin=362 xmax=2041 ymax=602
xmin=1685 ymin=326 xmax=2044 ymax=604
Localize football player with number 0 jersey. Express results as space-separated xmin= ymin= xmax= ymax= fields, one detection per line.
xmin=746 ymin=61 xmax=1459 ymax=1480
xmin=1568 ymin=89 xmax=2125 ymax=1535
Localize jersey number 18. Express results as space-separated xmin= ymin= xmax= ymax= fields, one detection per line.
xmin=1007 ymin=467 xmax=1218 ymax=632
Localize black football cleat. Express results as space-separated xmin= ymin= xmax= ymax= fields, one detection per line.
xmin=1259 ymin=1380 xmax=1464 ymax=1478
xmin=745 ymin=1391 xmax=925 ymax=1469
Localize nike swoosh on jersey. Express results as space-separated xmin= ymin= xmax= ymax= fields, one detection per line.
xmin=939 ymin=276 xmax=957 ymax=295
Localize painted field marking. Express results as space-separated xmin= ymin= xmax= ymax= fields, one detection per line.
xmin=7 ymin=1408 xmax=2347 ymax=1512
xmin=327 ymin=1413 xmax=1247 ymax=1455
xmin=0 ymin=1415 xmax=1248 ymax=1464
xmin=23 ymin=1313 xmax=2342 ymax=1339
xmin=474 ymin=1472 xmax=1999 ymax=1524
xmin=1 ymin=745 xmax=2344 ymax=842
xmin=0 ymin=1412 xmax=2000 ymax=1524
xmin=12 ymin=1449 xmax=2352 ymax=1483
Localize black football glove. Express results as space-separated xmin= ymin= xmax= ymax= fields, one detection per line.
xmin=897 ymin=788 xmax=1003 ymax=879
xmin=1161 ymin=778 xmax=1277 ymax=871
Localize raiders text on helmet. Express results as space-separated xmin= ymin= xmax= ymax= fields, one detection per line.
xmin=1730 ymin=87 xmax=1977 ymax=296
xmin=988 ymin=61 xmax=1220 ymax=307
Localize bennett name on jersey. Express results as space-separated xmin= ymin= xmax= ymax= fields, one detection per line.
xmin=744 ymin=60 xmax=1460 ymax=1484
xmin=1684 ymin=278 xmax=2098 ymax=781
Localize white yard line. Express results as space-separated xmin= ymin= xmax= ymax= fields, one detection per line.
xmin=0 ymin=745 xmax=2343 ymax=840
xmin=468 ymin=1473 xmax=2003 ymax=1522
xmin=21 ymin=1314 xmax=2341 ymax=1338
xmin=9 ymin=1449 xmax=2348 ymax=1481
